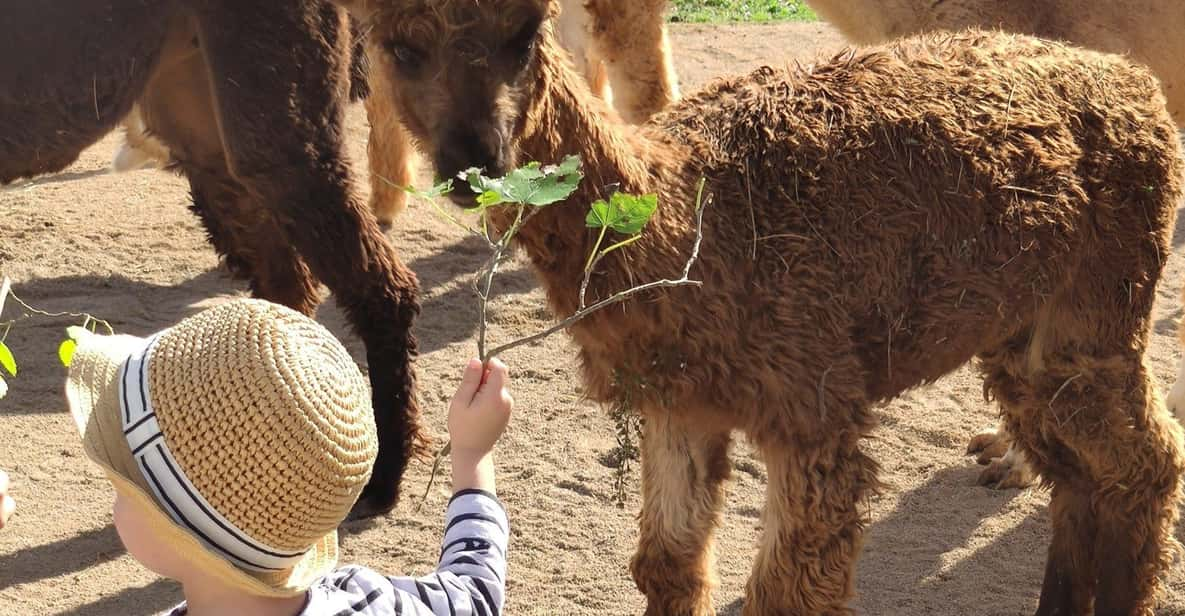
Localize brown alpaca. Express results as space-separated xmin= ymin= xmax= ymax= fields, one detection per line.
xmin=350 ymin=1 xmax=1185 ymax=612
xmin=804 ymin=0 xmax=1185 ymax=124
xmin=2 ymin=1 xmax=422 ymax=518
xmin=364 ymin=0 xmax=680 ymax=227
xmin=800 ymin=0 xmax=1185 ymax=489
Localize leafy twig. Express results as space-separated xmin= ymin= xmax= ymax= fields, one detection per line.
xmin=408 ymin=159 xmax=711 ymax=509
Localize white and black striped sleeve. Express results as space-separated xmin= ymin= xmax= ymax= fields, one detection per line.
xmin=388 ymin=489 xmax=509 ymax=616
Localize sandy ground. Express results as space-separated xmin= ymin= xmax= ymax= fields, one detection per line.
xmin=2 ymin=20 xmax=1185 ymax=616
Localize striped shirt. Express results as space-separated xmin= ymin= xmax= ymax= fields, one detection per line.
xmin=163 ymin=490 xmax=508 ymax=616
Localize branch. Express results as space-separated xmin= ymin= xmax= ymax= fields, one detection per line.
xmin=485 ymin=182 xmax=710 ymax=360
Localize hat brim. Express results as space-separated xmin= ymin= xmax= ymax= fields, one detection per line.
xmin=65 ymin=332 xmax=338 ymax=597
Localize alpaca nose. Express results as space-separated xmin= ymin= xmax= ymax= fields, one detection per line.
xmin=435 ymin=127 xmax=506 ymax=183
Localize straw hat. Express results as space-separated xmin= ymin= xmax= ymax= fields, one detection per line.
xmin=65 ymin=298 xmax=377 ymax=596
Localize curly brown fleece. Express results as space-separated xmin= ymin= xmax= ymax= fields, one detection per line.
xmin=361 ymin=2 xmax=1185 ymax=612
xmin=0 ymin=0 xmax=423 ymax=518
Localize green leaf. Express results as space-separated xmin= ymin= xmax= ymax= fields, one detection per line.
xmin=0 ymin=342 xmax=14 ymax=377
xmin=58 ymin=339 xmax=77 ymax=368
xmin=609 ymin=193 xmax=658 ymax=235
xmin=461 ymin=156 xmax=583 ymax=209
xmin=585 ymin=192 xmax=659 ymax=235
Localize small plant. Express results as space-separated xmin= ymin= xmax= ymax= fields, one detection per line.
xmin=403 ymin=156 xmax=709 ymax=506
xmin=0 ymin=276 xmax=113 ymax=400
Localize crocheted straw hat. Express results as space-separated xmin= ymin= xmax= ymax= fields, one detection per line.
xmin=65 ymin=298 xmax=377 ymax=596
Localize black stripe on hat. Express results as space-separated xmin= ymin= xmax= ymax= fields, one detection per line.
xmin=153 ymin=443 xmax=305 ymax=560
xmin=139 ymin=452 xmax=279 ymax=572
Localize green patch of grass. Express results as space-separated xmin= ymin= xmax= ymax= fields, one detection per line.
xmin=668 ymin=0 xmax=818 ymax=23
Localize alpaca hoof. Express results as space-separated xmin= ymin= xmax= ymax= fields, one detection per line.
xmin=975 ymin=453 xmax=1036 ymax=490
xmin=347 ymin=484 xmax=397 ymax=520
xmin=966 ymin=428 xmax=1010 ymax=465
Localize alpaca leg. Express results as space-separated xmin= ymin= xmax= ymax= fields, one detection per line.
xmin=583 ymin=0 xmax=679 ymax=123
xmin=966 ymin=423 xmax=1038 ymax=489
xmin=984 ymin=353 xmax=1185 ymax=615
xmin=112 ymin=104 xmax=173 ymax=172
xmin=745 ymin=430 xmax=879 ymax=615
xmin=630 ymin=412 xmax=731 ymax=616
xmin=190 ymin=0 xmax=422 ymax=517
xmin=554 ymin=0 xmax=614 ymax=106
xmin=363 ymin=50 xmax=415 ymax=229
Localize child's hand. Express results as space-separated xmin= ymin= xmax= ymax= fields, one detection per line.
xmin=448 ymin=358 xmax=513 ymax=458
xmin=448 ymin=358 xmax=512 ymax=493
xmin=0 ymin=470 xmax=14 ymax=530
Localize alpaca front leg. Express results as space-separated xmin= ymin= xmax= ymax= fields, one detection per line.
xmin=746 ymin=436 xmax=878 ymax=615
xmin=363 ymin=49 xmax=416 ymax=229
xmin=631 ymin=411 xmax=732 ymax=616
xmin=583 ymin=0 xmax=679 ymax=123
xmin=191 ymin=0 xmax=423 ymax=517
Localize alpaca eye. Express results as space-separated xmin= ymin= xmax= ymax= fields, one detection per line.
xmin=387 ymin=41 xmax=425 ymax=73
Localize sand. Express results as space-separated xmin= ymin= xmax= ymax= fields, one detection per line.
xmin=1 ymin=21 xmax=1184 ymax=616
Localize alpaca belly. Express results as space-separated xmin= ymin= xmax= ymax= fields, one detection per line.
xmin=0 ymin=2 xmax=175 ymax=183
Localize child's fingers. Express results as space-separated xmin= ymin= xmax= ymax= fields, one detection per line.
xmin=477 ymin=359 xmax=509 ymax=401
xmin=453 ymin=358 xmax=484 ymax=404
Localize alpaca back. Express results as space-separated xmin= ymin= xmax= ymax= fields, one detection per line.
xmin=642 ymin=30 xmax=1181 ymax=399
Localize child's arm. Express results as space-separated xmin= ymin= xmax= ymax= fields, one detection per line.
xmin=0 ymin=469 xmax=14 ymax=529
xmin=387 ymin=358 xmax=513 ymax=614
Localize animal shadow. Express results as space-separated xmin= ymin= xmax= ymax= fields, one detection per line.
xmin=718 ymin=467 xmax=1045 ymax=616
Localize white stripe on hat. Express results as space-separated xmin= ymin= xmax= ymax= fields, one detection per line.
xmin=119 ymin=334 xmax=309 ymax=572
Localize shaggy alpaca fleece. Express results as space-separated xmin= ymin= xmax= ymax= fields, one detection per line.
xmin=360 ymin=2 xmax=1185 ymax=610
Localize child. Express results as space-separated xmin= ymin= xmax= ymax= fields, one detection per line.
xmin=61 ymin=298 xmax=512 ymax=616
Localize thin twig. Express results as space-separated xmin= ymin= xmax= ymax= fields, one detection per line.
xmin=486 ymin=187 xmax=710 ymax=360
xmin=1 ymin=286 xmax=113 ymax=334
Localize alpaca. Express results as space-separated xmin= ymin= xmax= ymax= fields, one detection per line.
xmin=803 ymin=0 xmax=1185 ymax=126
xmin=350 ymin=1 xmax=1185 ymax=612
xmin=800 ymin=0 xmax=1185 ymax=488
xmin=2 ymin=1 xmax=422 ymax=518
xmin=364 ymin=0 xmax=680 ymax=226
xmin=120 ymin=0 xmax=680 ymax=228
xmin=111 ymin=103 xmax=173 ymax=171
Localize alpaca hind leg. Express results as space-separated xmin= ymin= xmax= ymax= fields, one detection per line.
xmin=984 ymin=352 xmax=1185 ymax=615
xmin=112 ymin=104 xmax=173 ymax=172
xmin=630 ymin=412 xmax=731 ymax=616
xmin=746 ymin=429 xmax=878 ymax=616
xmin=966 ymin=423 xmax=1038 ymax=489
xmin=192 ymin=1 xmax=423 ymax=517
xmin=583 ymin=0 xmax=679 ymax=123
xmin=363 ymin=51 xmax=415 ymax=229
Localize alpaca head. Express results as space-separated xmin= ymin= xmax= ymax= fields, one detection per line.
xmin=354 ymin=0 xmax=557 ymax=185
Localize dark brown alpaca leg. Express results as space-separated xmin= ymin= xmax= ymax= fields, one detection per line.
xmin=186 ymin=0 xmax=422 ymax=516
xmin=630 ymin=411 xmax=732 ymax=616
xmin=745 ymin=423 xmax=878 ymax=616
xmin=983 ymin=340 xmax=1185 ymax=615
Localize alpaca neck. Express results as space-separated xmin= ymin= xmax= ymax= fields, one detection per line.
xmin=804 ymin=0 xmax=927 ymax=44
xmin=502 ymin=29 xmax=678 ymax=317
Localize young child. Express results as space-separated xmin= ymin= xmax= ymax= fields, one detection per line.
xmin=58 ymin=298 xmax=512 ymax=616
